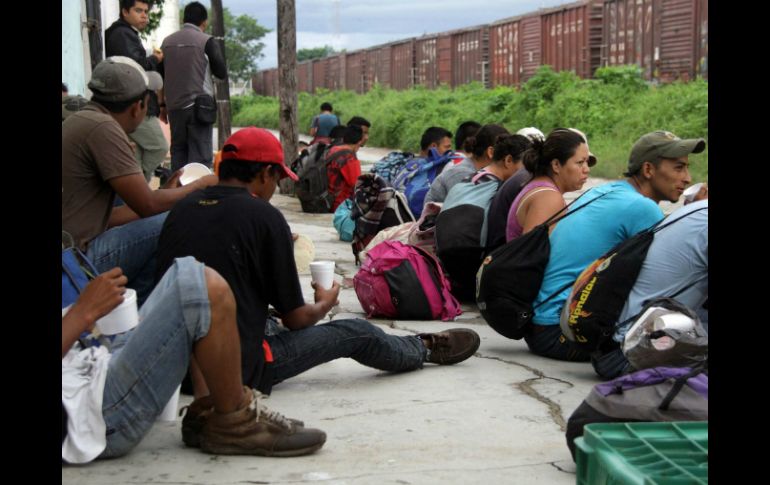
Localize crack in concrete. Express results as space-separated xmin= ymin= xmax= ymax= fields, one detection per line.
xmin=550 ymin=461 xmax=574 ymax=474
xmin=385 ymin=323 xmax=572 ymax=431
xmin=473 ymin=353 xmax=573 ymax=432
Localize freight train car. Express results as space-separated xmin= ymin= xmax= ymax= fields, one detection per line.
xmin=252 ymin=0 xmax=706 ymax=96
xmin=489 ymin=12 xmax=542 ymax=87
xmin=365 ymin=43 xmax=392 ymax=91
xmin=344 ymin=51 xmax=366 ymax=94
xmin=601 ymin=0 xmax=708 ymax=82
xmin=541 ymin=0 xmax=604 ymax=79
xmin=389 ymin=39 xmax=415 ymax=90
xmin=449 ymin=25 xmax=489 ymax=87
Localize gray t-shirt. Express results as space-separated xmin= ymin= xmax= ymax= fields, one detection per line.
xmin=62 ymin=102 xmax=142 ymax=250
xmin=424 ymin=155 xmax=475 ymax=205
xmin=614 ymin=199 xmax=709 ymax=340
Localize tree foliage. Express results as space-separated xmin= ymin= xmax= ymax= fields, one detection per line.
xmin=179 ymin=3 xmax=270 ymax=82
xmin=232 ymin=67 xmax=709 ymax=182
xmin=139 ymin=1 xmax=164 ymax=40
xmin=297 ymin=45 xmax=337 ymax=62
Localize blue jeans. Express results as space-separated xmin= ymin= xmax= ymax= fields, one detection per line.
xmin=86 ymin=212 xmax=168 ymax=307
xmin=524 ymin=324 xmax=592 ymax=362
xmin=168 ymin=107 xmax=213 ymax=171
xmin=265 ymin=318 xmax=426 ymax=385
xmin=99 ymin=257 xmax=210 ymax=458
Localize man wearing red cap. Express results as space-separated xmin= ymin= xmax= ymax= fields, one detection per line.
xmin=156 ymin=127 xmax=480 ymax=451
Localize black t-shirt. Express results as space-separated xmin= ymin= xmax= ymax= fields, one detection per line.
xmin=156 ymin=186 xmax=305 ymax=389
xmin=486 ymin=169 xmax=532 ymax=251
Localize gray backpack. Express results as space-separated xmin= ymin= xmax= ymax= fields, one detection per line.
xmin=565 ymin=364 xmax=708 ymax=460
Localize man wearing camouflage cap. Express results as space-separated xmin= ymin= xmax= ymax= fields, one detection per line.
xmin=521 ymin=130 xmax=706 ymax=363
xmin=62 ymin=56 xmax=217 ymax=305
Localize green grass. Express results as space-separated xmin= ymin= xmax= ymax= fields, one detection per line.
xmin=232 ymin=66 xmax=708 ymax=182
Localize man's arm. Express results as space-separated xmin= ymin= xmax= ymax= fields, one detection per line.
xmin=204 ymin=38 xmax=228 ymax=79
xmin=62 ymin=268 xmax=127 ymax=358
xmin=280 ymin=282 xmax=341 ymax=330
xmin=108 ymin=173 xmax=218 ymax=218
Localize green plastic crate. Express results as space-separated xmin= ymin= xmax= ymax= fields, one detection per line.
xmin=574 ymin=421 xmax=708 ymax=485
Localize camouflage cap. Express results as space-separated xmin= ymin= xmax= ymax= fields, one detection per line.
xmin=627 ymin=131 xmax=706 ymax=174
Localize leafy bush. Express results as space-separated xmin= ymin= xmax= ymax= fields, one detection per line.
xmin=231 ymin=66 xmax=708 ymax=181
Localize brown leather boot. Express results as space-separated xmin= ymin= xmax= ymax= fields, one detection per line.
xmin=181 ymin=387 xmax=304 ymax=448
xmin=419 ymin=328 xmax=481 ymax=365
xmin=200 ymin=388 xmax=326 ymax=457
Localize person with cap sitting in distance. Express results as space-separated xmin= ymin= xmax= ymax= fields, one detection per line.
xmin=62 ymin=257 xmax=328 ymax=463
xmin=155 ymin=127 xmax=481 ymax=442
xmin=522 ymin=130 xmax=705 ymax=363
xmin=62 ymin=56 xmax=218 ymax=307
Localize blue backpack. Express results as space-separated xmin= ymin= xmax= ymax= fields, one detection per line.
xmin=370 ymin=151 xmax=414 ymax=184
xmin=333 ymin=198 xmax=355 ymax=242
xmin=434 ymin=171 xmax=502 ymax=301
xmin=391 ymin=148 xmax=453 ymax=219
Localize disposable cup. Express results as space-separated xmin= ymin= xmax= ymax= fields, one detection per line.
xmin=158 ymin=385 xmax=181 ymax=422
xmin=653 ymin=312 xmax=695 ymax=332
xmin=179 ymin=162 xmax=212 ymax=185
xmin=683 ymin=183 xmax=703 ymax=203
xmin=309 ymin=261 xmax=335 ymax=289
xmin=95 ymin=288 xmax=139 ymax=335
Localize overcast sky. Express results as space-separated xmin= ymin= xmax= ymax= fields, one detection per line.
xmin=211 ymin=0 xmax=568 ymax=69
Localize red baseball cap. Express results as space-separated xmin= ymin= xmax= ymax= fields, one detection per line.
xmin=220 ymin=127 xmax=298 ymax=181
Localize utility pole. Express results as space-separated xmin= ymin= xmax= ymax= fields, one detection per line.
xmin=277 ymin=0 xmax=298 ymax=194
xmin=210 ymin=0 xmax=232 ymax=149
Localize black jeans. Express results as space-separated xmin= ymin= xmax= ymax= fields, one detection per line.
xmin=168 ymin=107 xmax=213 ymax=171
xmin=265 ymin=318 xmax=426 ymax=385
xmin=524 ymin=324 xmax=592 ymax=362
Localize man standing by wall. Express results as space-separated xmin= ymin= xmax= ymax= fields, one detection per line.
xmin=105 ymin=0 xmax=169 ymax=181
xmin=160 ymin=2 xmax=227 ymax=171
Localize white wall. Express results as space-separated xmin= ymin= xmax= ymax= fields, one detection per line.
xmin=62 ymin=0 xmax=91 ymax=95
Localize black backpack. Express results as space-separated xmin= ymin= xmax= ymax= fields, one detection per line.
xmin=559 ymin=206 xmax=707 ymax=352
xmin=475 ymin=190 xmax=609 ymax=339
xmin=295 ymin=145 xmax=352 ymax=213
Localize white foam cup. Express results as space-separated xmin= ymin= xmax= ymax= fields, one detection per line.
xmin=653 ymin=312 xmax=695 ymax=332
xmin=179 ymin=162 xmax=213 ymax=185
xmin=309 ymin=261 xmax=335 ymax=289
xmin=95 ymin=288 xmax=139 ymax=335
xmin=158 ymin=385 xmax=181 ymax=422
xmin=683 ymin=183 xmax=703 ymax=203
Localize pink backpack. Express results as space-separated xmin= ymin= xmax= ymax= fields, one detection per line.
xmin=353 ymin=240 xmax=462 ymax=321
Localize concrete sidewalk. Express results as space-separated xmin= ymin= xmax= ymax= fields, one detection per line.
xmin=62 ymin=191 xmax=609 ymax=485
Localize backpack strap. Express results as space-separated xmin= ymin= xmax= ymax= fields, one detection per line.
xmin=515 ymin=186 xmax=560 ymax=219
xmin=410 ymin=244 xmax=458 ymax=315
xmin=471 ymin=170 xmax=501 ymax=185
xmin=541 ymin=189 xmax=611 ymax=227
xmin=651 ymin=206 xmax=708 ymax=234
xmin=658 ymin=361 xmax=708 ymax=410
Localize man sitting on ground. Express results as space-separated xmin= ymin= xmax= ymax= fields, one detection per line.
xmin=62 ymin=258 xmax=326 ymax=463
xmin=62 ymin=57 xmax=217 ymax=305
xmin=155 ymin=128 xmax=480 ymax=438
xmin=524 ymin=130 xmax=705 ymax=363
xmin=591 ymin=197 xmax=708 ymax=379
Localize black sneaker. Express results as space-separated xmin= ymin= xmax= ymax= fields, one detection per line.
xmin=420 ymin=328 xmax=480 ymax=365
